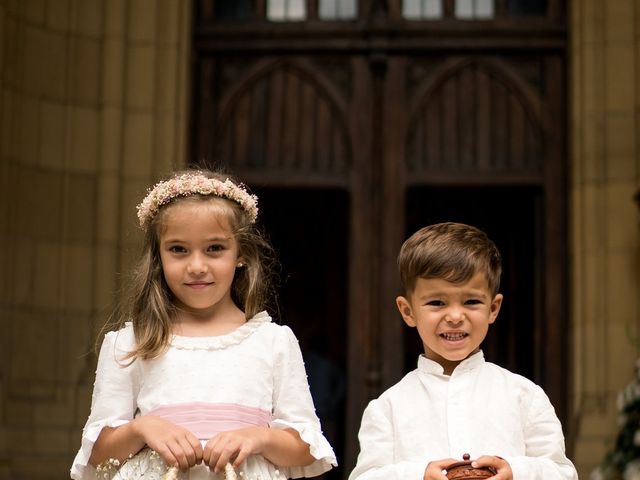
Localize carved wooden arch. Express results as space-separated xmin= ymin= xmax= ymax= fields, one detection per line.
xmin=405 ymin=56 xmax=548 ymax=177
xmin=214 ymin=58 xmax=352 ymax=183
xmin=408 ymin=57 xmax=546 ymax=125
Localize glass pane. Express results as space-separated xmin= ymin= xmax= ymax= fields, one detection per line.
xmin=424 ymin=0 xmax=443 ymax=18
xmin=288 ymin=0 xmax=307 ymax=20
xmin=319 ymin=0 xmax=357 ymax=19
xmin=338 ymin=0 xmax=357 ymax=18
xmin=455 ymin=0 xmax=474 ymax=18
xmin=508 ymin=0 xmax=546 ymax=16
xmin=403 ymin=0 xmax=443 ymax=20
xmin=267 ymin=0 xmax=286 ymax=20
xmin=475 ymin=0 xmax=494 ymax=18
xmin=215 ymin=0 xmax=253 ymax=20
xmin=319 ymin=0 xmax=338 ymax=18
xmin=268 ymin=0 xmax=307 ymax=21
xmin=403 ymin=0 xmax=423 ymax=19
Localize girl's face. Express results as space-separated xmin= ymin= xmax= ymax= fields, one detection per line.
xmin=158 ymin=200 xmax=241 ymax=321
xmin=396 ymin=272 xmax=503 ymax=375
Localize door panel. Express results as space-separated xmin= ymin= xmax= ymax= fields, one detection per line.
xmin=192 ymin=2 xmax=567 ymax=474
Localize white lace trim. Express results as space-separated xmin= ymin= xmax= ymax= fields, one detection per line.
xmin=169 ymin=312 xmax=272 ymax=351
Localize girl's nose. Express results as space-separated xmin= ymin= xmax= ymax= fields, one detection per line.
xmin=187 ymin=255 xmax=207 ymax=274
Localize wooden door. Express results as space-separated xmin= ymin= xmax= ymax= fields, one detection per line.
xmin=191 ymin=0 xmax=568 ymax=475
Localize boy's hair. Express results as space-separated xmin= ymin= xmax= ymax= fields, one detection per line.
xmin=104 ymin=169 xmax=278 ymax=361
xmin=398 ymin=222 xmax=502 ymax=296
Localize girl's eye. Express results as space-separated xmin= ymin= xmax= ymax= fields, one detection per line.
xmin=207 ymin=244 xmax=224 ymax=252
xmin=169 ymin=246 xmax=186 ymax=253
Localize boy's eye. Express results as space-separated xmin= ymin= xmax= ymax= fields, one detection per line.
xmin=426 ymin=300 xmax=445 ymax=306
xmin=465 ymin=299 xmax=483 ymax=305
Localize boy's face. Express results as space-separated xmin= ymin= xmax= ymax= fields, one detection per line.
xmin=396 ymin=272 xmax=503 ymax=375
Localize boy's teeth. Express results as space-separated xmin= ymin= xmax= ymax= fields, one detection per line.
xmin=442 ymin=332 xmax=466 ymax=340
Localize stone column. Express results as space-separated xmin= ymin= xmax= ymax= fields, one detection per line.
xmin=570 ymin=0 xmax=640 ymax=476
xmin=0 ymin=0 xmax=192 ymax=477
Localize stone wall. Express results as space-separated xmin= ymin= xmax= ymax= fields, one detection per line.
xmin=569 ymin=0 xmax=640 ymax=476
xmin=0 ymin=0 xmax=191 ymax=477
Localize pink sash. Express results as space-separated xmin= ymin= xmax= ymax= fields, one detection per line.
xmin=148 ymin=402 xmax=273 ymax=440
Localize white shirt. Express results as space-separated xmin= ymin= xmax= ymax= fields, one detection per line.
xmin=349 ymin=351 xmax=577 ymax=480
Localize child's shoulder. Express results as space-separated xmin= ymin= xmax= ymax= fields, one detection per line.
xmin=479 ymin=361 xmax=552 ymax=407
xmin=483 ymin=361 xmax=544 ymax=389
xmin=100 ymin=322 xmax=136 ymax=351
xmin=377 ymin=369 xmax=423 ymax=400
xmin=252 ymin=312 xmax=298 ymax=341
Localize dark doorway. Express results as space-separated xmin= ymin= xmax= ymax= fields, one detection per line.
xmin=257 ymin=187 xmax=349 ymax=480
xmin=193 ymin=0 xmax=568 ymax=467
xmin=403 ymin=185 xmax=541 ymax=382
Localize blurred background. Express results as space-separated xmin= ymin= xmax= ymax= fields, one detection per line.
xmin=0 ymin=0 xmax=638 ymax=478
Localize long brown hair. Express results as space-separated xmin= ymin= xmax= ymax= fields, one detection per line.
xmin=101 ymin=169 xmax=278 ymax=361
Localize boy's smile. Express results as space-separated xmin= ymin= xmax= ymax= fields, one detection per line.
xmin=396 ymin=272 xmax=503 ymax=375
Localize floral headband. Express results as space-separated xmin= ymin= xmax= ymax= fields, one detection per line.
xmin=136 ymin=173 xmax=259 ymax=229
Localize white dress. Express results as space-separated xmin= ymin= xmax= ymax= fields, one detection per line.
xmin=70 ymin=312 xmax=337 ymax=480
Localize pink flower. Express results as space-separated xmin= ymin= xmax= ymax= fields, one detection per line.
xmin=136 ymin=174 xmax=259 ymax=229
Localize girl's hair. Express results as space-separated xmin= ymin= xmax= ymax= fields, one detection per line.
xmin=103 ymin=169 xmax=278 ymax=361
xmin=397 ymin=222 xmax=502 ymax=296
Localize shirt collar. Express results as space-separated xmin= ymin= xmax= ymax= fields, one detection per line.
xmin=417 ymin=350 xmax=485 ymax=376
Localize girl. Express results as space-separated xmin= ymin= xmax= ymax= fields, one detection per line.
xmin=70 ymin=169 xmax=337 ymax=480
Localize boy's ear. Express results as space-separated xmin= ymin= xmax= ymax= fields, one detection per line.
xmin=396 ymin=296 xmax=416 ymax=327
xmin=489 ymin=293 xmax=503 ymax=324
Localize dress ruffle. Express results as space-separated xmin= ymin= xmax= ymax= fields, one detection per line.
xmin=72 ymin=417 xmax=131 ymax=480
xmin=271 ymin=420 xmax=337 ymax=478
xmin=169 ymin=312 xmax=271 ymax=351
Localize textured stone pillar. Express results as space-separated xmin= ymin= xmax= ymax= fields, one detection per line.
xmin=0 ymin=0 xmax=191 ymax=477
xmin=570 ymin=0 xmax=640 ymax=476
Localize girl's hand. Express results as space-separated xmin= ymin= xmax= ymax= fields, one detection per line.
xmin=424 ymin=458 xmax=458 ymax=480
xmin=471 ymin=456 xmax=513 ymax=480
xmin=132 ymin=416 xmax=203 ymax=470
xmin=203 ymin=427 xmax=268 ymax=473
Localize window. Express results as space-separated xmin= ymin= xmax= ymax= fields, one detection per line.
xmin=267 ymin=0 xmax=306 ymax=21
xmin=403 ymin=0 xmax=443 ymax=20
xmin=319 ymin=0 xmax=357 ymax=20
xmin=508 ymin=0 xmax=546 ymax=16
xmin=455 ymin=0 xmax=494 ymax=19
xmin=215 ymin=0 xmax=253 ymax=20
xmin=403 ymin=0 xmax=497 ymax=20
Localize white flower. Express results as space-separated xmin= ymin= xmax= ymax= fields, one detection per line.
xmin=225 ymin=462 xmax=239 ymax=480
xmin=590 ymin=466 xmax=606 ymax=480
xmin=137 ymin=173 xmax=259 ymax=229
xmin=619 ymin=391 xmax=626 ymax=412
xmin=162 ymin=466 xmax=179 ymax=480
xmin=624 ymin=460 xmax=640 ymax=480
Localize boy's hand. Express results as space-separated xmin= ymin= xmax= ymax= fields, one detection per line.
xmin=471 ymin=456 xmax=513 ymax=480
xmin=424 ymin=458 xmax=458 ymax=480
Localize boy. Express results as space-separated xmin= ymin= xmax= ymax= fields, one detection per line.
xmin=349 ymin=223 xmax=577 ymax=480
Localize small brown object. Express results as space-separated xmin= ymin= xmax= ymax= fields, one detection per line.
xmin=445 ymin=454 xmax=496 ymax=480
